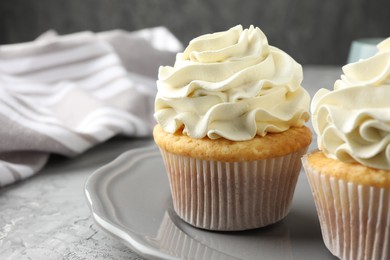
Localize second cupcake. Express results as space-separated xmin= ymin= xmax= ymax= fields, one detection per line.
xmin=154 ymin=25 xmax=312 ymax=231
xmin=303 ymin=38 xmax=390 ymax=259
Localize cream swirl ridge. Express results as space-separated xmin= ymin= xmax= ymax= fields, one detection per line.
xmin=312 ymin=37 xmax=390 ymax=170
xmin=154 ymin=25 xmax=310 ymax=141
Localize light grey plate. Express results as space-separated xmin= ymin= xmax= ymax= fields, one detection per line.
xmin=84 ymin=145 xmax=336 ymax=260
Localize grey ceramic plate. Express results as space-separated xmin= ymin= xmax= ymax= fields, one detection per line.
xmin=84 ymin=145 xmax=336 ymax=260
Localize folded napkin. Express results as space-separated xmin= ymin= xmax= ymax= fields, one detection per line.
xmin=0 ymin=27 xmax=182 ymax=187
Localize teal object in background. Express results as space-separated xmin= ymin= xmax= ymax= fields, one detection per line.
xmin=347 ymin=38 xmax=385 ymax=63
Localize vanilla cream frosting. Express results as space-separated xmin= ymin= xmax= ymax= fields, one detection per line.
xmin=312 ymin=37 xmax=390 ymax=170
xmin=154 ymin=25 xmax=310 ymax=141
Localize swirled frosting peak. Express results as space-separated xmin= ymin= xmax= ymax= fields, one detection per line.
xmin=312 ymin=37 xmax=390 ymax=170
xmin=154 ymin=25 xmax=310 ymax=141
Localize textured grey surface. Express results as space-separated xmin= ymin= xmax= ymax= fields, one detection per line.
xmin=0 ymin=137 xmax=154 ymax=260
xmin=1 ymin=0 xmax=390 ymax=64
xmin=0 ymin=66 xmax=342 ymax=260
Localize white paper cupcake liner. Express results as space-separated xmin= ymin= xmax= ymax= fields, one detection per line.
xmin=302 ymin=155 xmax=390 ymax=260
xmin=159 ymin=147 xmax=308 ymax=231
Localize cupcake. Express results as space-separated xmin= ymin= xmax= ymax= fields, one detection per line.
xmin=303 ymin=38 xmax=390 ymax=259
xmin=154 ymin=25 xmax=311 ymax=231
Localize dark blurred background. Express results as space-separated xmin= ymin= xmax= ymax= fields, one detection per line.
xmin=1 ymin=0 xmax=390 ymax=65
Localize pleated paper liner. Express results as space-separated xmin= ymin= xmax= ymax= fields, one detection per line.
xmin=159 ymin=147 xmax=308 ymax=231
xmin=302 ymin=155 xmax=390 ymax=260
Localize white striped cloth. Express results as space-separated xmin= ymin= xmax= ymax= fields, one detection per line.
xmin=0 ymin=27 xmax=182 ymax=187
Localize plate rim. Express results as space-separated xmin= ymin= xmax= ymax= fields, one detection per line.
xmin=84 ymin=145 xmax=179 ymax=260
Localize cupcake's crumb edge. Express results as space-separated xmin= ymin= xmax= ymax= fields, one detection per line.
xmin=153 ymin=124 xmax=312 ymax=162
xmin=305 ymin=151 xmax=390 ymax=188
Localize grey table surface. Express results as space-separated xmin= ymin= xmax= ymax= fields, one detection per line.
xmin=0 ymin=66 xmax=342 ymax=260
